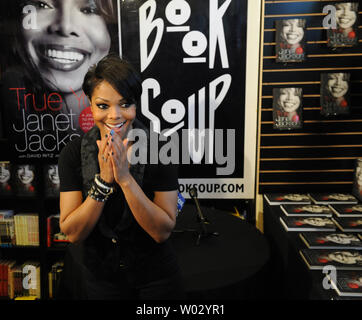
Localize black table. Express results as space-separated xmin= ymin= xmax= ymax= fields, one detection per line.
xmin=170 ymin=204 xmax=270 ymax=299
xmin=263 ymin=203 xmax=339 ymax=300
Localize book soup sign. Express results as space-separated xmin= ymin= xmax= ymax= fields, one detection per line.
xmin=119 ymin=0 xmax=258 ymax=198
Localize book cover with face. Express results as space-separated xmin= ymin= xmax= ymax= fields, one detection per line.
xmin=300 ymin=249 xmax=362 ymax=270
xmin=44 ymin=164 xmax=60 ymax=198
xmin=12 ymin=164 xmax=37 ymax=197
xmin=352 ymin=159 xmax=362 ymax=202
xmin=276 ymin=19 xmax=306 ymax=62
xmin=273 ymin=88 xmax=303 ymax=130
xmin=327 ymin=2 xmax=359 ymax=48
xmin=0 ymin=162 xmax=13 ymax=196
xmin=321 ymin=73 xmax=350 ymax=116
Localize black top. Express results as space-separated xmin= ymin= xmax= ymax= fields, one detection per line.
xmin=58 ymin=136 xmax=180 ymax=286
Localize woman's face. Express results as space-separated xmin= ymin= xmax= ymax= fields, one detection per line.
xmin=281 ymin=19 xmax=304 ymax=45
xmin=278 ymin=88 xmax=300 ymax=112
xmin=302 ymin=205 xmax=325 ymax=213
xmin=90 ymin=81 xmax=136 ymax=139
xmin=48 ymin=165 xmax=59 ymax=184
xmin=326 ymin=234 xmax=358 ymax=244
xmin=335 ymin=3 xmax=357 ymax=29
xmin=304 ymin=217 xmax=330 ymax=226
xmin=327 ymin=73 xmax=349 ymax=98
xmin=17 ymin=165 xmax=34 ymax=184
xmin=0 ymin=166 xmax=10 ymax=183
xmin=21 ymin=0 xmax=111 ymax=93
xmin=329 ymin=251 xmax=361 ymax=265
xmin=356 ymin=167 xmax=362 ymax=186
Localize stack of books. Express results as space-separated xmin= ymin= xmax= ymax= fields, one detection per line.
xmin=14 ymin=213 xmax=39 ymax=246
xmin=0 ymin=260 xmax=41 ymax=299
xmin=0 ymin=210 xmax=15 ymax=247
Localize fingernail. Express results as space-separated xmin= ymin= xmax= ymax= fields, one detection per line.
xmin=111 ymin=138 xmax=114 ymax=142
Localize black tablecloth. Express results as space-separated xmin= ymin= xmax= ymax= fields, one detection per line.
xmin=170 ymin=204 xmax=270 ymax=298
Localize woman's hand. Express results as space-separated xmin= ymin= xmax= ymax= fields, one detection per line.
xmin=96 ymin=133 xmax=114 ymax=184
xmin=110 ymin=130 xmax=131 ymax=186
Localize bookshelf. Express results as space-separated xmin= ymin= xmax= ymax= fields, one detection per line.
xmin=0 ymin=159 xmax=66 ymax=300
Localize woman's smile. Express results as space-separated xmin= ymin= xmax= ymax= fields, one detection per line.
xmin=36 ymin=43 xmax=90 ymax=71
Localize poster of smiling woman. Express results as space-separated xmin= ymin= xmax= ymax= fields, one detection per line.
xmin=320 ymin=73 xmax=351 ymax=116
xmin=275 ymin=19 xmax=306 ymax=63
xmin=327 ymin=2 xmax=359 ymax=48
xmin=273 ymin=88 xmax=303 ymax=130
xmin=0 ymin=0 xmax=119 ymax=162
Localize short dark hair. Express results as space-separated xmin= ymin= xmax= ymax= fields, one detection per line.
xmin=82 ymin=53 xmax=142 ymax=105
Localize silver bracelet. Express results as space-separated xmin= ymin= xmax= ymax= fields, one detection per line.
xmin=94 ymin=174 xmax=114 ymax=193
xmin=88 ymin=184 xmax=109 ymax=202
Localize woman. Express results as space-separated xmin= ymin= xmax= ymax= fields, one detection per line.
xmin=0 ymin=163 xmax=12 ymax=195
xmin=328 ymin=2 xmax=358 ymax=47
xmin=321 ymin=73 xmax=350 ymax=115
xmin=58 ymin=54 xmax=185 ymax=300
xmin=14 ymin=164 xmax=36 ymax=196
xmin=276 ymin=19 xmax=306 ymax=62
xmin=1 ymin=0 xmax=118 ymax=137
xmin=273 ymin=87 xmax=302 ymax=129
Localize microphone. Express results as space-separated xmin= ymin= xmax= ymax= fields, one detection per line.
xmin=189 ymin=187 xmax=208 ymax=234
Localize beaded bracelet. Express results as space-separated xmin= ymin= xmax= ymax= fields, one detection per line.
xmin=88 ymin=183 xmax=109 ymax=202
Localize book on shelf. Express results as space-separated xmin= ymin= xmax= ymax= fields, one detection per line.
xmin=280 ymin=215 xmax=336 ymax=232
xmin=272 ymin=87 xmax=303 ymax=130
xmin=14 ymin=213 xmax=39 ymax=246
xmin=0 ymin=260 xmax=16 ymax=297
xmin=299 ymin=232 xmax=362 ymax=250
xmin=330 ymin=204 xmax=362 ymax=218
xmin=47 ymin=214 xmax=69 ymax=247
xmin=309 ymin=193 xmax=358 ymax=205
xmin=48 ymin=261 xmax=64 ymax=299
xmin=280 ymin=204 xmax=333 ymax=217
xmin=264 ymin=193 xmax=311 ymax=205
xmin=0 ymin=210 xmax=15 ymax=247
xmin=0 ymin=218 xmax=16 ymax=247
xmin=0 ymin=162 xmax=14 ymax=197
xmin=11 ymin=164 xmax=38 ymax=197
xmin=8 ymin=263 xmax=23 ymax=299
xmin=352 ymin=158 xmax=362 ymax=202
xmin=299 ymin=249 xmax=362 ymax=270
xmin=43 ymin=164 xmax=60 ymax=198
xmin=327 ymin=271 xmax=362 ymax=297
xmin=332 ymin=216 xmax=362 ymax=232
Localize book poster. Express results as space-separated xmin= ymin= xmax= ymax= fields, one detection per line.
xmin=273 ymin=88 xmax=303 ymax=130
xmin=12 ymin=164 xmax=37 ymax=197
xmin=320 ymin=73 xmax=351 ymax=116
xmin=44 ymin=164 xmax=60 ymax=198
xmin=352 ymin=159 xmax=362 ymax=202
xmin=275 ymin=19 xmax=306 ymax=63
xmin=0 ymin=162 xmax=13 ymax=197
xmin=0 ymin=0 xmax=120 ymax=162
xmin=327 ymin=2 xmax=359 ymax=48
xmin=119 ymin=0 xmax=259 ymax=198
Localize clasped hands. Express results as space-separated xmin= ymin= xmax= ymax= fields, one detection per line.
xmin=96 ymin=129 xmax=130 ymax=186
